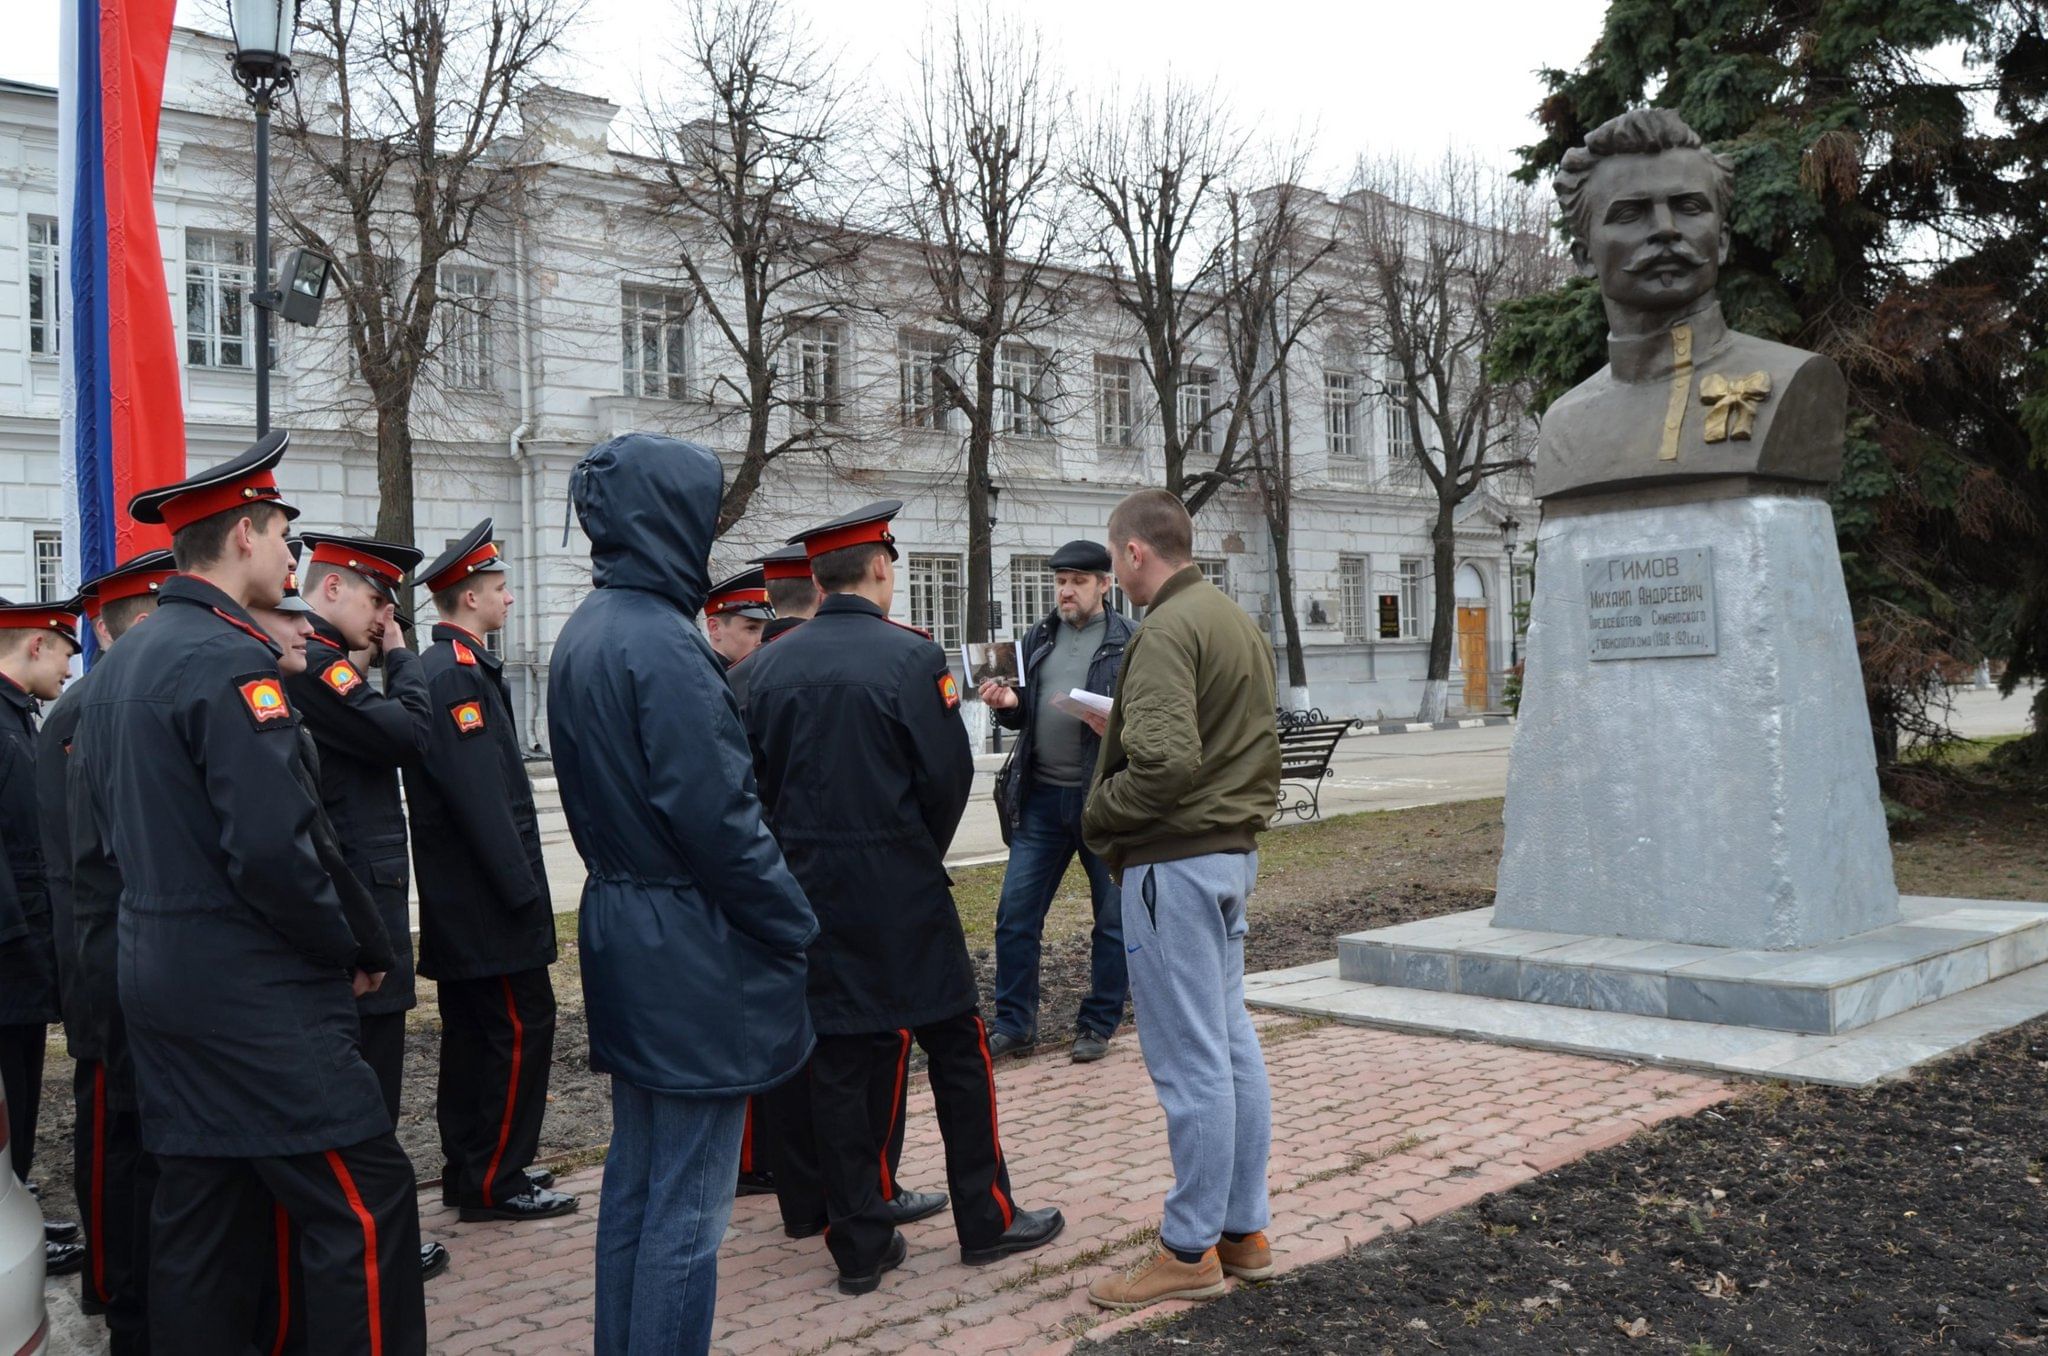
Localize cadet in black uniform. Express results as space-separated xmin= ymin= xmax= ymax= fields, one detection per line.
xmin=41 ymin=550 xmax=173 ymax=1344
xmin=285 ymin=533 xmax=453 ymax=1279
xmin=704 ymin=565 xmax=774 ymax=671
xmin=0 ymin=597 xmax=85 ymax=1281
xmin=733 ymin=537 xmax=940 ymax=1239
xmin=408 ymin=521 xmax=575 ymax=1223
xmin=71 ymin=434 xmax=427 ymax=1356
xmin=742 ymin=501 xmax=1064 ymax=1295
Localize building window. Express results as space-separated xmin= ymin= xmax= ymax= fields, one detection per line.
xmin=899 ymin=331 xmax=950 ymax=430
xmin=792 ymin=321 xmax=844 ymax=424
xmin=1398 ymin=558 xmax=1424 ymax=640
xmin=32 ymin=531 xmax=63 ymax=603
xmin=1095 ymin=355 xmax=1136 ymax=447
xmin=997 ymin=342 xmax=1049 ymax=437
xmin=28 ymin=217 xmax=59 ymax=357
xmin=1179 ymin=367 xmax=1216 ymax=456
xmin=1338 ymin=555 xmax=1369 ymax=641
xmin=1326 ymin=372 xmax=1359 ymax=458
xmin=621 ymin=286 xmax=692 ymax=399
xmin=185 ymin=231 xmax=262 ymax=369
xmin=1195 ymin=556 xmax=1228 ymax=595
xmin=439 ymin=266 xmax=495 ymax=391
xmin=1386 ymin=374 xmax=1416 ymax=463
xmin=907 ymin=554 xmax=964 ymax=653
xmin=1008 ymin=554 xmax=1055 ymax=634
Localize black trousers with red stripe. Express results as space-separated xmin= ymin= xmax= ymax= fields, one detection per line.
xmin=739 ymin=1094 xmax=772 ymax=1181
xmin=357 ymin=1011 xmax=408 ymax=1127
xmin=809 ymin=1009 xmax=1015 ymax=1275
xmin=436 ymin=968 xmax=554 ymax=1208
xmin=72 ymin=1059 xmax=156 ymax=1352
xmin=764 ymin=1047 xmax=910 ymax=1236
xmin=150 ymin=1135 xmax=425 ymax=1356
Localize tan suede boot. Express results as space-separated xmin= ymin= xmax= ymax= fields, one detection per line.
xmin=1216 ymin=1231 xmax=1274 ymax=1280
xmin=1086 ymin=1248 xmax=1227 ymax=1309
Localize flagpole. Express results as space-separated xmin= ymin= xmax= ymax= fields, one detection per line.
xmin=254 ymin=88 xmax=271 ymax=437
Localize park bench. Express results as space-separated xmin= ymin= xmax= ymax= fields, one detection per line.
xmin=1272 ymin=708 xmax=1361 ymax=824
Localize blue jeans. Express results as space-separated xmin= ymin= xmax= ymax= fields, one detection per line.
xmin=595 ymin=1082 xmax=747 ymax=1356
xmin=993 ymin=782 xmax=1127 ymax=1040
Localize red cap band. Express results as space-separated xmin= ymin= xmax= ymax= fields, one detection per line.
xmin=308 ymin=542 xmax=406 ymax=589
xmin=0 ymin=608 xmax=79 ymax=641
xmin=90 ymin=570 xmax=176 ymax=614
xmin=424 ymin=540 xmax=502 ymax=593
xmin=707 ymin=588 xmax=771 ymax=614
xmin=760 ymin=557 xmax=815 ymax=582
xmin=802 ymin=521 xmax=895 ymax=559
xmin=159 ymin=473 xmax=285 ymax=535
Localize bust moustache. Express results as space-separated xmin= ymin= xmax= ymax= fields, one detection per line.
xmin=1575 ymin=148 xmax=1732 ymax=324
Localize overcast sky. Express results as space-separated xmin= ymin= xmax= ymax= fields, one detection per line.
xmin=13 ymin=0 xmax=1611 ymax=182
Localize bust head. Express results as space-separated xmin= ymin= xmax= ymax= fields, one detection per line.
xmin=1555 ymin=110 xmax=1734 ymax=327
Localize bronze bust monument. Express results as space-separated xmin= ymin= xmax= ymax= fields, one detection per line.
xmin=1534 ymin=109 xmax=1846 ymax=502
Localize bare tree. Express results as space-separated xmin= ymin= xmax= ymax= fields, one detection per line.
xmin=640 ymin=0 xmax=871 ymax=535
xmin=273 ymin=0 xmax=578 ymax=549
xmin=1070 ymin=79 xmax=1249 ymax=512
xmin=1225 ymin=180 xmax=1336 ymax=699
xmin=1344 ymin=153 xmax=1558 ymax=721
xmin=896 ymin=9 xmax=1070 ymax=644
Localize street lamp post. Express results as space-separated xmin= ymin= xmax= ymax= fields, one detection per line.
xmin=1501 ymin=513 xmax=1523 ymax=669
xmin=227 ymin=0 xmax=300 ymax=438
xmin=987 ymin=483 xmax=1003 ymax=754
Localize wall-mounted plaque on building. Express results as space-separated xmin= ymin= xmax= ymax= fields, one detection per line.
xmin=1583 ymin=547 xmax=1716 ymax=661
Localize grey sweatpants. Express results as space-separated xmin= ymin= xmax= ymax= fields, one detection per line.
xmin=1122 ymin=850 xmax=1271 ymax=1255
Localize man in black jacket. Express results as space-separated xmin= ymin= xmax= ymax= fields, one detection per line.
xmin=743 ymin=500 xmax=1064 ymax=1295
xmin=286 ymin=533 xmax=453 ymax=1278
xmin=979 ymin=540 xmax=1134 ymax=1062
xmin=0 ymin=597 xmax=84 ymax=1282
xmin=73 ymin=433 xmax=425 ymax=1355
xmin=41 ymin=550 xmax=173 ymax=1344
xmin=408 ymin=521 xmax=574 ymax=1224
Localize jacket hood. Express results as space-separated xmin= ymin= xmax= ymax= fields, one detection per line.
xmin=571 ymin=433 xmax=724 ymax=611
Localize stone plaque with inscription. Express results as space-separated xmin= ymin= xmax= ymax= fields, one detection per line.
xmin=1583 ymin=547 xmax=1717 ymax=660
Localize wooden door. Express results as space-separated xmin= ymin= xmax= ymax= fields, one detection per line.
xmin=1457 ymin=606 xmax=1489 ymax=710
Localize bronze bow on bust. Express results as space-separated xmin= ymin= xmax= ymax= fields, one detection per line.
xmin=1699 ymin=371 xmax=1772 ymax=443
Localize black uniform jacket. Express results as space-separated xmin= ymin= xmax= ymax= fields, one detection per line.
xmin=742 ymin=593 xmax=977 ymax=1035
xmin=38 ymin=669 xmax=99 ymax=1053
xmin=724 ymin=615 xmax=801 ymax=712
xmin=285 ymin=615 xmax=430 ymax=1014
xmin=296 ymin=727 xmax=398 ymax=983
xmin=0 ymin=672 xmax=57 ymax=1026
xmin=405 ymin=623 xmax=556 ymax=982
xmin=71 ymin=574 xmax=389 ymax=1158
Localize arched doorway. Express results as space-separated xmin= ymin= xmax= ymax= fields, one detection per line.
xmin=1454 ymin=564 xmax=1489 ymax=711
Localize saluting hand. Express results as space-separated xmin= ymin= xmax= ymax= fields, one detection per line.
xmin=372 ymin=602 xmax=406 ymax=658
xmin=979 ymin=679 xmax=1019 ymax=710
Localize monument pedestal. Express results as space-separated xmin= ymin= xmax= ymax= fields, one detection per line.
xmin=1494 ymin=487 xmax=1899 ymax=949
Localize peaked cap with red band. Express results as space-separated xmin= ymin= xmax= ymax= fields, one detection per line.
xmin=751 ymin=541 xmax=814 ymax=583
xmin=792 ymin=499 xmax=902 ymax=561
xmin=419 ymin=518 xmax=507 ymax=596
xmin=80 ymin=548 xmax=176 ymax=621
xmin=705 ymin=565 xmax=775 ymax=620
xmin=0 ymin=598 xmax=83 ymax=649
xmin=129 ymin=429 xmax=301 ymax=534
xmin=299 ymin=532 xmax=423 ymax=604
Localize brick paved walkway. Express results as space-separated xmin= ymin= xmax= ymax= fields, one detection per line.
xmin=423 ymin=1017 xmax=1728 ymax=1354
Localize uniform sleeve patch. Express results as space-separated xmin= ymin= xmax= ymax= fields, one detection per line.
xmin=452 ymin=641 xmax=478 ymax=666
xmin=322 ymin=659 xmax=364 ymax=696
xmin=938 ymin=671 xmax=961 ymax=712
xmin=236 ymin=674 xmax=294 ymax=728
xmin=450 ymin=699 xmax=486 ymax=736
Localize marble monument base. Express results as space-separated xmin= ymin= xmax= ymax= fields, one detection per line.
xmin=1334 ymin=896 xmax=2048 ymax=1035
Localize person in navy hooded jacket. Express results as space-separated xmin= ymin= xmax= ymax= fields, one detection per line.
xmin=547 ymin=433 xmax=817 ymax=1356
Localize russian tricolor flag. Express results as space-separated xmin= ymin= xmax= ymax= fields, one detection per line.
xmin=57 ymin=0 xmax=184 ymax=618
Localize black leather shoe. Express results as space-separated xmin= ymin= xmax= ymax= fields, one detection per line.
xmin=784 ymin=1216 xmax=827 ymax=1240
xmin=884 ymin=1188 xmax=948 ymax=1227
xmin=736 ymin=1170 xmax=776 ymax=1197
xmin=836 ymin=1230 xmax=908 ymax=1296
xmin=525 ymin=1167 xmax=556 ymax=1191
xmin=420 ymin=1240 xmax=451 ymax=1279
xmin=455 ymin=1187 xmax=580 ymax=1223
xmin=960 ymin=1207 xmax=1064 ymax=1265
xmin=44 ymin=1216 xmax=81 ymax=1244
xmin=1071 ymin=1031 xmax=1111 ymax=1063
xmin=986 ymin=1030 xmax=1032 ymax=1060
xmin=45 ymin=1240 xmax=87 ymax=1276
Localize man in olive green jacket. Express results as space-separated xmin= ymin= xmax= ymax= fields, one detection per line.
xmin=1081 ymin=489 xmax=1281 ymax=1312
